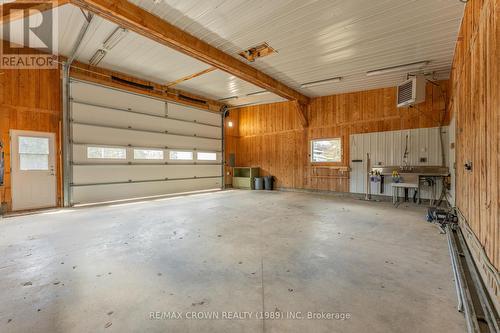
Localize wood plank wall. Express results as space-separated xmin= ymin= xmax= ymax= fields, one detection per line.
xmin=451 ymin=0 xmax=499 ymax=273
xmin=224 ymin=109 xmax=239 ymax=186
xmin=0 ymin=41 xmax=62 ymax=211
xmin=228 ymin=81 xmax=449 ymax=193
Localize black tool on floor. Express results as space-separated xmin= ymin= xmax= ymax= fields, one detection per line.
xmin=426 ymin=207 xmax=458 ymax=234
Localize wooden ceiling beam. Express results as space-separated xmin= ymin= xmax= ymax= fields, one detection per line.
xmin=69 ymin=0 xmax=310 ymax=105
xmin=1 ymin=0 xmax=69 ymax=25
xmin=165 ymin=67 xmax=217 ymax=88
xmin=293 ymin=100 xmax=308 ymax=128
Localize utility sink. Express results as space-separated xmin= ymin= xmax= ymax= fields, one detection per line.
xmin=371 ymin=165 xmax=449 ymax=176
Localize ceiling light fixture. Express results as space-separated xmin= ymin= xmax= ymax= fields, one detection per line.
xmin=246 ymin=90 xmax=270 ymax=97
xmin=218 ymin=96 xmax=238 ymax=102
xmin=300 ymin=77 xmax=342 ymax=89
xmin=218 ymin=91 xmax=270 ymax=102
xmin=102 ymin=27 xmax=128 ymax=50
xmin=89 ymin=49 xmax=106 ymax=66
xmin=366 ymin=61 xmax=430 ymax=77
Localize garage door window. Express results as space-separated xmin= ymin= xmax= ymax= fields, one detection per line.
xmin=197 ymin=152 xmax=217 ymax=161
xmin=87 ymin=147 xmax=126 ymax=159
xmin=311 ymin=138 xmax=342 ymax=163
xmin=19 ymin=136 xmax=49 ymax=170
xmin=169 ymin=151 xmax=193 ymax=160
xmin=134 ymin=149 xmax=164 ymax=160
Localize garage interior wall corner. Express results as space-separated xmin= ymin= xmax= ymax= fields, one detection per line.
xmin=449 ymin=0 xmax=500 ymax=310
xmin=0 ymin=40 xmax=227 ymax=211
xmin=0 ymin=40 xmax=63 ymax=212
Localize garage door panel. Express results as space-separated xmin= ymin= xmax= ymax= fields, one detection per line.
xmin=168 ymin=103 xmax=221 ymax=126
xmin=72 ymin=178 xmax=221 ymax=204
xmin=70 ymin=80 xmax=222 ymax=205
xmin=73 ymin=165 xmax=221 ymax=183
xmin=72 ymin=145 xmax=222 ymax=164
xmin=72 ymin=145 xmax=129 ymax=164
xmin=72 ymin=123 xmax=221 ymax=151
xmin=71 ymin=81 xmax=165 ymax=116
xmin=72 ymin=103 xmax=221 ymax=139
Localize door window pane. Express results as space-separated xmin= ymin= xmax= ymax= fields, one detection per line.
xmin=169 ymin=151 xmax=193 ymax=160
xmin=311 ymin=138 xmax=342 ymax=162
xmin=20 ymin=154 xmax=48 ymax=170
xmin=197 ymin=152 xmax=217 ymax=161
xmin=19 ymin=136 xmax=50 ymax=170
xmin=134 ymin=149 xmax=164 ymax=160
xmin=19 ymin=136 xmax=49 ymax=154
xmin=87 ymin=147 xmax=126 ymax=159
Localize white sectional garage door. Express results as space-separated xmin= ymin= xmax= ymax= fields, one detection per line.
xmin=69 ymin=80 xmax=222 ymax=205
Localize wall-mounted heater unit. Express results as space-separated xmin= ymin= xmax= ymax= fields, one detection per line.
xmin=397 ymin=75 xmax=426 ymax=108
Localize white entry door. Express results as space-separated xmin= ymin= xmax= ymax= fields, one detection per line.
xmin=11 ymin=130 xmax=57 ymax=211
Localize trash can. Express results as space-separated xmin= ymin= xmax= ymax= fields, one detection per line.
xmin=264 ymin=176 xmax=274 ymax=190
xmin=254 ymin=177 xmax=264 ymax=190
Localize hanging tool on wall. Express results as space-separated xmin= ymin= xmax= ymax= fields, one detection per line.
xmin=402 ymin=134 xmax=409 ymax=167
xmin=365 ymin=153 xmax=371 ymax=200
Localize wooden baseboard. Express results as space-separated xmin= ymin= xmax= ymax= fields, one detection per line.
xmin=457 ymin=209 xmax=500 ymax=314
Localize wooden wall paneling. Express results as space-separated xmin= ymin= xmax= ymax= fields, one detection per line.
xmin=446 ymin=0 xmax=499 ymax=307
xmin=230 ymin=81 xmax=450 ymax=194
xmin=452 ymin=0 xmax=499 ymax=274
xmin=223 ymin=109 xmax=239 ymax=186
xmin=0 ymin=52 xmax=62 ymax=210
xmin=489 ymin=0 xmax=499 ymax=273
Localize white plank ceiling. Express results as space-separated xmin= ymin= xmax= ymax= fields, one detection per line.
xmin=131 ymin=0 xmax=465 ymax=97
xmin=1 ymin=1 xmax=465 ymax=106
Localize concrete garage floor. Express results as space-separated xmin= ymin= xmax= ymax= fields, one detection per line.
xmin=0 ymin=190 xmax=465 ymax=333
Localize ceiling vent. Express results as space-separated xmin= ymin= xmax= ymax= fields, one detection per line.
xmin=239 ymin=43 xmax=276 ymax=62
xmin=397 ymin=75 xmax=426 ymax=108
xmin=178 ymin=94 xmax=207 ymax=105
